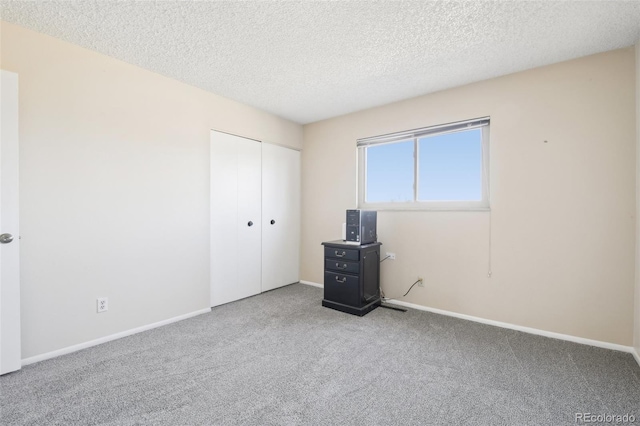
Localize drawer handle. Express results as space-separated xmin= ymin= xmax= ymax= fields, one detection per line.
xmin=336 ymin=263 xmax=347 ymax=269
xmin=335 ymin=276 xmax=346 ymax=283
xmin=335 ymin=250 xmax=346 ymax=257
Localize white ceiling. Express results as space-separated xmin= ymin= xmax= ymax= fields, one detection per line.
xmin=1 ymin=1 xmax=639 ymax=124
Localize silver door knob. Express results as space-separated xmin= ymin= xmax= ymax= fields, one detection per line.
xmin=0 ymin=233 xmax=14 ymax=244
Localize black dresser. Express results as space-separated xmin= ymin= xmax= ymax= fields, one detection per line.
xmin=321 ymin=240 xmax=382 ymax=316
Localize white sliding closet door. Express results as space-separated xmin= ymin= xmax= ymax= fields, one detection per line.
xmin=261 ymin=143 xmax=300 ymax=292
xmin=210 ymin=131 xmax=261 ymax=307
xmin=0 ymin=70 xmax=20 ymax=375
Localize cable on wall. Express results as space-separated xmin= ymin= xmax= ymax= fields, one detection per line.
xmin=379 ymin=278 xmax=422 ymax=310
xmin=401 ymin=279 xmax=422 ymax=297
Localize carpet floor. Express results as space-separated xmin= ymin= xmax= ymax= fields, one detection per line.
xmin=1 ymin=283 xmax=639 ymax=425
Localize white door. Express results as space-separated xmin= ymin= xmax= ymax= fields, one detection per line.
xmin=261 ymin=143 xmax=300 ymax=292
xmin=210 ymin=131 xmax=261 ymax=307
xmin=0 ymin=70 xmax=21 ymax=375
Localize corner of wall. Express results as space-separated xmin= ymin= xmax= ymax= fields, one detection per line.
xmin=635 ymin=42 xmax=640 ymax=360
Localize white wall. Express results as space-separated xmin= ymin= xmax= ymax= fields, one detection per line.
xmin=635 ymin=42 xmax=640 ymax=357
xmin=0 ymin=22 xmax=303 ymax=359
xmin=302 ymin=48 xmax=636 ymax=346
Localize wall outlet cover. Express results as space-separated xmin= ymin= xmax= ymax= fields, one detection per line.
xmin=97 ymin=297 xmax=108 ymax=313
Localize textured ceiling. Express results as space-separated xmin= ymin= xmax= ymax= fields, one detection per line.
xmin=1 ymin=1 xmax=639 ymax=124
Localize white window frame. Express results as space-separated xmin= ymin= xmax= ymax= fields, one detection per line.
xmin=357 ymin=117 xmax=490 ymax=211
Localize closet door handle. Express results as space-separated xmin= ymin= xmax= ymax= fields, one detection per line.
xmin=270 ymin=220 xmax=275 ymax=225
xmin=247 ymin=221 xmax=253 ymax=227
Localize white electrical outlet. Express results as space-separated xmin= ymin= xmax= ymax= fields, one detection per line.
xmin=97 ymin=297 xmax=108 ymax=313
xmin=386 ymin=252 xmax=396 ymax=260
xmin=417 ymin=277 xmax=424 ymax=287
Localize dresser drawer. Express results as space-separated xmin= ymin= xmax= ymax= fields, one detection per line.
xmin=324 ymin=271 xmax=359 ymax=306
xmin=325 ymin=259 xmax=359 ymax=274
xmin=324 ymin=246 xmax=359 ymax=261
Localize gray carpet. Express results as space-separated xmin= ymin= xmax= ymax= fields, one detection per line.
xmin=1 ymin=284 xmax=639 ymax=425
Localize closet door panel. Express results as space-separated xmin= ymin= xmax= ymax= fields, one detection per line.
xmin=210 ymin=131 xmax=261 ymax=306
xmin=236 ymin=138 xmax=262 ymax=299
xmin=262 ymin=143 xmax=300 ymax=292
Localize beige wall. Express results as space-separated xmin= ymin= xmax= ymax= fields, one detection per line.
xmin=0 ymin=22 xmax=302 ymax=359
xmin=302 ymin=48 xmax=636 ymax=346
xmin=635 ymin=42 xmax=640 ymax=356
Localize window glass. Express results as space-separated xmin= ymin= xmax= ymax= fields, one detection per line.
xmin=357 ymin=118 xmax=489 ymax=210
xmin=365 ymin=140 xmax=414 ymax=203
xmin=418 ymin=129 xmax=482 ymax=201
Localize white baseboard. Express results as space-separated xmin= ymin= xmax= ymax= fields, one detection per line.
xmin=299 ymin=280 xmax=323 ymax=289
xmin=22 ymin=308 xmax=211 ymax=367
xmin=298 ymin=281 xmax=637 ymax=356
xmin=385 ymin=299 xmax=634 ymax=354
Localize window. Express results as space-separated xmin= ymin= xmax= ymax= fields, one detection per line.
xmin=358 ymin=118 xmax=489 ymax=210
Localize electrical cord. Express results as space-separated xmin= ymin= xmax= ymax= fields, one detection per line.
xmin=402 ymin=279 xmax=422 ymax=297
xmin=378 ymin=254 xmax=421 ymax=310
xmin=379 ymin=278 xmax=422 ymax=304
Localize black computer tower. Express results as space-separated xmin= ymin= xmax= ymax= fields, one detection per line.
xmin=345 ymin=210 xmax=377 ymax=244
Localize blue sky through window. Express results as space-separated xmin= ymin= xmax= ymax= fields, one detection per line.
xmin=365 ymin=129 xmax=482 ymax=203
xmin=418 ymin=129 xmax=482 ymax=201
xmin=366 ymin=140 xmax=413 ymax=202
